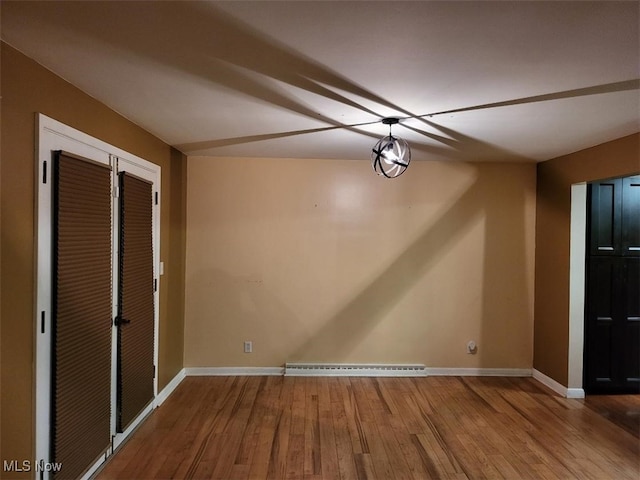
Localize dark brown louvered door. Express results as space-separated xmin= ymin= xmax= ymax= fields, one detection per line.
xmin=117 ymin=172 xmax=155 ymax=432
xmin=52 ymin=152 xmax=112 ymax=479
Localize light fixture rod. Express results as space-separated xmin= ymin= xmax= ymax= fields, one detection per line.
xmin=382 ymin=117 xmax=399 ymax=137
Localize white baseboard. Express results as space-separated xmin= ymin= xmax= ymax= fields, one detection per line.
xmin=185 ymin=367 xmax=284 ymax=376
xmin=566 ymin=388 xmax=586 ymax=399
xmin=182 ymin=366 xmax=534 ymax=378
xmin=532 ymin=368 xmax=585 ymax=398
xmin=156 ymin=368 xmax=186 ymax=406
xmin=426 ymin=367 xmax=532 ymax=377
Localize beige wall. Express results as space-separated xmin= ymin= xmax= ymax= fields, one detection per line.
xmin=534 ymin=133 xmax=640 ymax=386
xmin=185 ymin=157 xmax=536 ymax=369
xmin=0 ymin=43 xmax=186 ymax=473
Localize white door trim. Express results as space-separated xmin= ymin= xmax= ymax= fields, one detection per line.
xmin=35 ymin=114 xmax=160 ymax=480
xmin=567 ymin=183 xmax=587 ymax=396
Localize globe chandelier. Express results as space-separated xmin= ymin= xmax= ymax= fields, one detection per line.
xmin=371 ymin=117 xmax=411 ymax=178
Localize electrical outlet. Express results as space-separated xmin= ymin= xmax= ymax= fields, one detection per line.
xmin=244 ymin=341 xmax=253 ymax=353
xmin=467 ymin=340 xmax=477 ymax=354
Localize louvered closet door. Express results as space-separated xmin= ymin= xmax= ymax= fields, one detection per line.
xmin=117 ymin=172 xmax=155 ymax=432
xmin=52 ymin=152 xmax=112 ymax=479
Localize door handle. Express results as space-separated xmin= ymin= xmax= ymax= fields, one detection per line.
xmin=114 ymin=316 xmax=131 ymax=326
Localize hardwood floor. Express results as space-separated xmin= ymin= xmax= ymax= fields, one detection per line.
xmin=96 ymin=376 xmax=640 ymax=479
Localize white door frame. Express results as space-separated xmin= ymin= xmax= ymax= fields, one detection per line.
xmin=567 ymin=183 xmax=587 ymax=397
xmin=35 ymin=114 xmax=161 ymax=480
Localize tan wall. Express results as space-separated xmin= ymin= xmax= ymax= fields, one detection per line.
xmin=185 ymin=157 xmax=536 ymax=369
xmin=534 ymin=133 xmax=640 ymax=386
xmin=0 ymin=43 xmax=186 ymax=473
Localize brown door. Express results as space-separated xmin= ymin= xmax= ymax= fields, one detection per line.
xmin=52 ymin=152 xmax=112 ymax=479
xmin=585 ymin=175 xmax=640 ymax=393
xmin=116 ymin=172 xmax=155 ymax=431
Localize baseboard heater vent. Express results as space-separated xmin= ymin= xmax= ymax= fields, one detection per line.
xmin=284 ymin=363 xmax=426 ymax=377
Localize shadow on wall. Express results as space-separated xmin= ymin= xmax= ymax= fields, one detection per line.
xmin=286 ymin=122 xmax=533 ymax=365
xmin=289 ymin=161 xmax=533 ymax=366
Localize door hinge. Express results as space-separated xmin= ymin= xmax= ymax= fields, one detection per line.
xmin=154 ymin=278 xmax=157 ymax=292
xmin=41 ymin=311 xmax=46 ymax=334
xmin=113 ymin=186 xmax=120 ymax=198
xmin=154 ymin=192 xmax=159 ymax=205
xmin=153 ymin=365 xmax=156 ymax=379
xmin=42 ymin=161 xmax=47 ymax=184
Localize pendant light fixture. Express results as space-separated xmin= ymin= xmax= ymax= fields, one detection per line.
xmin=371 ymin=117 xmax=411 ymax=178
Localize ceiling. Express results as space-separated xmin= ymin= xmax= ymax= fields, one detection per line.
xmin=2 ymin=1 xmax=639 ymax=163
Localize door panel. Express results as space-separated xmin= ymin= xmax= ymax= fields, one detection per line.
xmin=622 ymin=258 xmax=640 ymax=385
xmin=589 ymin=180 xmax=621 ymax=256
xmin=588 ymin=258 xmax=616 ymax=321
xmin=117 ymin=172 xmax=155 ymax=432
xmin=622 ymin=176 xmax=640 ymax=254
xmin=586 ymin=258 xmax=616 ymax=387
xmin=52 ymin=152 xmax=112 ymax=478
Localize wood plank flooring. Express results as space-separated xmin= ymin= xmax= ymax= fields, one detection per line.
xmin=96 ymin=376 xmax=640 ymax=479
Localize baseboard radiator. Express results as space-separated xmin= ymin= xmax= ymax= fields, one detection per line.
xmin=284 ymin=363 xmax=426 ymax=377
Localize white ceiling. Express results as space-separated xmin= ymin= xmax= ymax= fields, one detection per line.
xmin=2 ymin=1 xmax=639 ymax=163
